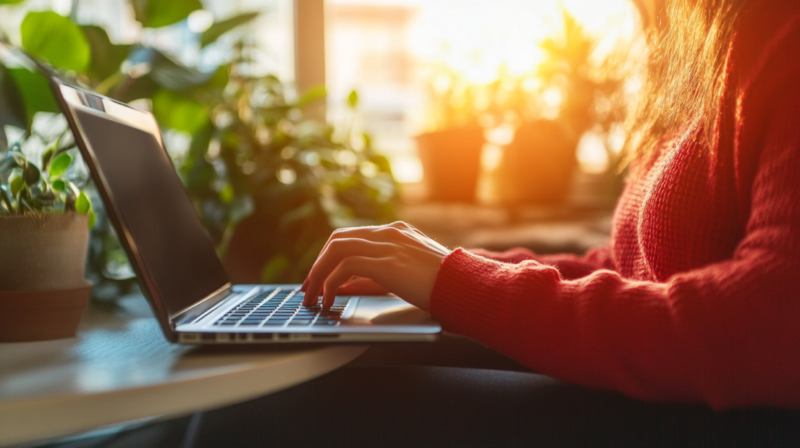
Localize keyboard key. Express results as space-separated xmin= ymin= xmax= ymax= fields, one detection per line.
xmin=289 ymin=320 xmax=312 ymax=325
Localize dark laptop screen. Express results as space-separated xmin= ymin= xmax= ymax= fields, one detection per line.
xmin=73 ymin=107 xmax=229 ymax=315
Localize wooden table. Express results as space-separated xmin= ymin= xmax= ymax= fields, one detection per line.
xmin=0 ymin=295 xmax=366 ymax=446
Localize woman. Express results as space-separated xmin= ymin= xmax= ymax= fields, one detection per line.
xmin=185 ymin=0 xmax=800 ymax=446
xmin=302 ymin=0 xmax=800 ymax=410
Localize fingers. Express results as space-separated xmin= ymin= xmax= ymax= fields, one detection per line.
xmin=303 ymin=238 xmax=392 ymax=306
xmin=302 ymin=225 xmax=396 ymax=293
xmin=301 ymin=221 xmax=447 ymax=308
xmin=302 ymin=223 xmax=421 ymax=294
xmin=321 ymin=256 xmax=384 ymax=309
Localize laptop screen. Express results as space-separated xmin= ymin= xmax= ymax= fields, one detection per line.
xmin=62 ymin=85 xmax=230 ymax=316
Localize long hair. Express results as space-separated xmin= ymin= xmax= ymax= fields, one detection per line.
xmin=624 ymin=0 xmax=750 ymax=165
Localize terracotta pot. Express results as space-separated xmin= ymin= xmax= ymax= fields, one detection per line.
xmin=416 ymin=125 xmax=484 ymax=202
xmin=0 ymin=213 xmax=91 ymax=342
xmin=501 ymin=120 xmax=579 ymax=204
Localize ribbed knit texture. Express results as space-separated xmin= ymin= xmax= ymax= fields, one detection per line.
xmin=430 ymin=0 xmax=800 ymax=409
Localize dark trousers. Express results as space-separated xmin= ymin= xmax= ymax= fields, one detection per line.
xmin=46 ymin=336 xmax=800 ymax=448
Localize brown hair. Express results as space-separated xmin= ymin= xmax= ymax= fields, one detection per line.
xmin=624 ymin=0 xmax=750 ymax=165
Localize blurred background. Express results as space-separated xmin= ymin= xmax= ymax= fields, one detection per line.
xmin=0 ymin=0 xmax=644 ymax=301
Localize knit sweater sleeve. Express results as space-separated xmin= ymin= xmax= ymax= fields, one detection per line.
xmin=467 ymin=246 xmax=614 ymax=280
xmin=430 ymin=85 xmax=800 ymax=410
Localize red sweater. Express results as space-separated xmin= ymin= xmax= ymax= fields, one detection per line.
xmin=430 ymin=1 xmax=800 ymax=409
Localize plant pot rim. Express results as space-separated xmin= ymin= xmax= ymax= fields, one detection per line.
xmin=0 ymin=212 xmax=89 ymax=229
xmin=0 ymin=212 xmax=85 ymax=220
xmin=0 ymin=282 xmax=92 ymax=298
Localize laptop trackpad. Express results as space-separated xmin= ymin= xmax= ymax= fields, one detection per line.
xmin=348 ymin=296 xmax=433 ymax=325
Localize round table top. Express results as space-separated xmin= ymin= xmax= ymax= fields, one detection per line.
xmin=0 ymin=295 xmax=367 ymax=446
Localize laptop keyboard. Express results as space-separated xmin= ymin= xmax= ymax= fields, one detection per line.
xmin=212 ymin=287 xmax=346 ymax=328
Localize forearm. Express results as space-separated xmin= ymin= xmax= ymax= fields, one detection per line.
xmin=430 ymin=249 xmax=800 ymax=409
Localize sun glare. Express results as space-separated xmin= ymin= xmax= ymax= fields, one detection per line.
xmin=408 ymin=0 xmax=634 ymax=82
xmin=327 ymin=0 xmax=640 ymax=182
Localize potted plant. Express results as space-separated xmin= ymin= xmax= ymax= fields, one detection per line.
xmin=184 ymin=71 xmax=398 ymax=284
xmin=500 ymin=10 xmax=627 ymax=204
xmin=416 ymin=66 xmax=486 ymax=202
xmin=0 ymin=142 xmax=95 ymax=342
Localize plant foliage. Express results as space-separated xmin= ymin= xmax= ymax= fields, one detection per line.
xmin=0 ymin=0 xmax=397 ymax=299
xmin=0 ymin=141 xmax=95 ymax=225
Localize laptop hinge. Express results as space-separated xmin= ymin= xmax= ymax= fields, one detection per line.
xmin=171 ymin=283 xmax=233 ymax=327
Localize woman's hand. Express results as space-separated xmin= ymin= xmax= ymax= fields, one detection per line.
xmin=301 ymin=221 xmax=451 ymax=311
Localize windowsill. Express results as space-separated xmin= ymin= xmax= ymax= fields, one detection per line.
xmin=397 ymin=171 xmax=616 ymax=254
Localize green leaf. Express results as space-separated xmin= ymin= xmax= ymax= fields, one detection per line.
xmin=21 ymin=11 xmax=91 ymax=72
xmin=18 ymin=194 xmax=35 ymax=213
xmin=49 ymin=152 xmax=73 ymax=178
xmin=152 ymin=90 xmax=208 ymax=134
xmin=0 ymin=153 xmax=18 ymax=173
xmin=0 ymin=65 xmax=26 ymax=129
xmin=132 ymin=0 xmax=202 ymax=28
xmin=41 ymin=147 xmax=55 ymax=171
xmin=10 ymin=175 xmax=23 ymax=197
xmin=200 ymin=12 xmax=259 ymax=47
xmin=0 ymin=185 xmax=13 ymax=211
xmin=23 ymin=162 xmax=39 ymax=185
xmin=347 ymin=90 xmax=359 ymax=109
xmin=3 ymin=151 xmax=26 ymax=174
xmin=81 ymin=25 xmax=131 ymax=81
xmin=88 ymin=210 xmax=96 ymax=228
xmin=127 ymin=47 xmax=215 ymax=91
xmin=7 ymin=68 xmax=59 ymax=130
xmin=51 ymin=179 xmax=66 ymax=192
xmin=75 ymin=190 xmax=91 ymax=214
xmin=220 ymin=183 xmax=234 ymax=203
xmin=296 ymin=85 xmax=327 ymax=108
xmin=0 ymin=0 xmax=26 ymax=4
xmin=204 ymin=65 xmax=229 ymax=92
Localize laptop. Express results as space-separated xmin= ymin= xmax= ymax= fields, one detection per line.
xmin=47 ymin=78 xmax=441 ymax=344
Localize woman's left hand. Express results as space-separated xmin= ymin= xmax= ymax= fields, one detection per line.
xmin=301 ymin=221 xmax=451 ymax=311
